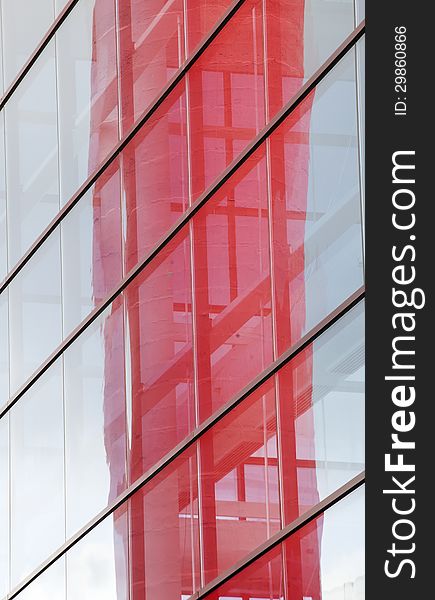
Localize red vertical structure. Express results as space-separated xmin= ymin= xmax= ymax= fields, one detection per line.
xmin=90 ymin=0 xmax=323 ymax=597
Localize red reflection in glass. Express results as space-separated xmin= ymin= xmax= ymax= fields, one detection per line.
xmin=118 ymin=0 xmax=185 ymax=132
xmin=264 ymin=0 xmax=306 ymax=119
xmin=84 ymin=0 xmax=119 ymax=177
xmin=204 ymin=513 xmax=327 ymax=600
xmin=268 ymin=97 xmax=314 ymax=357
xmin=188 ymin=0 xmax=265 ymax=202
xmin=206 ymin=542 xmax=284 ymax=600
xmin=192 ymin=149 xmax=273 ymax=421
xmin=130 ymin=449 xmax=200 ymax=600
xmin=122 ymin=87 xmax=189 ymax=272
xmin=92 ymin=160 xmax=123 ymax=305
xmin=186 ymin=0 xmax=233 ymax=53
xmin=199 ymin=379 xmax=280 ymax=583
xmin=125 ymin=231 xmax=195 ymax=481
xmin=206 ymin=486 xmax=366 ymax=600
xmin=277 ymin=344 xmax=318 ymax=526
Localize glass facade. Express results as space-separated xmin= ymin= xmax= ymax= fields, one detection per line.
xmin=0 ymin=0 xmax=365 ymax=598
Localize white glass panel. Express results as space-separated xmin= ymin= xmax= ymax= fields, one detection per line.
xmin=10 ymin=362 xmax=64 ymax=588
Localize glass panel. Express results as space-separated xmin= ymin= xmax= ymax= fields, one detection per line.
xmin=0 ymin=114 xmax=7 ymax=281
xmin=356 ymin=36 xmax=365 ymax=234
xmin=0 ymin=291 xmax=8 ymax=409
xmin=355 ymin=0 xmax=365 ymax=22
xmin=10 ymin=362 xmax=64 ymax=588
xmin=187 ymin=0 xmax=265 ymax=202
xmin=9 ymin=229 xmax=62 ymax=395
xmin=186 ymin=0 xmax=233 ymax=53
xmin=278 ymin=302 xmax=364 ymax=523
xmin=192 ymin=149 xmax=273 ymax=420
xmin=67 ymin=505 xmax=129 ymax=600
xmin=56 ymin=0 xmax=119 ymax=204
xmin=0 ymin=0 xmax=55 ymax=90
xmin=0 ymin=415 xmax=8 ymax=598
xmin=199 ymin=379 xmax=280 ymax=584
xmin=15 ymin=557 xmax=65 ymax=600
xmin=125 ymin=230 xmax=195 ymax=481
xmin=130 ymin=449 xmax=200 ymax=599
xmin=270 ymin=47 xmax=363 ymax=355
xmin=122 ymin=86 xmax=189 ymax=271
xmin=64 ymin=301 xmax=126 ymax=537
xmin=118 ymin=0 xmax=185 ymax=132
xmin=264 ymin=0 xmax=354 ymax=117
xmin=205 ymin=485 xmax=364 ymax=600
xmin=61 ymin=160 xmax=122 ymax=338
xmin=5 ymin=39 xmax=59 ymax=268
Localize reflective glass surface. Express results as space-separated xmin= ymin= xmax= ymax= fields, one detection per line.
xmin=0 ymin=114 xmax=6 ymax=281
xmin=0 ymin=415 xmax=8 ymax=598
xmin=279 ymin=302 xmax=364 ymax=523
xmin=56 ymin=0 xmax=119 ymax=204
xmin=0 ymin=0 xmax=364 ymax=593
xmin=9 ymin=229 xmax=62 ymax=394
xmin=125 ymin=230 xmax=195 ymax=481
xmin=10 ymin=363 xmax=64 ymax=588
xmin=0 ymin=292 xmax=8 ymax=409
xmin=206 ymin=485 xmax=364 ymax=599
xmin=199 ymin=380 xmax=279 ymax=583
xmin=5 ymin=40 xmax=59 ymax=268
xmin=67 ymin=507 xmax=129 ymax=600
xmin=61 ymin=160 xmax=122 ymax=337
xmin=15 ymin=558 xmax=65 ymax=600
xmin=270 ymin=47 xmax=363 ymax=355
xmin=64 ymin=301 xmax=127 ymax=536
xmin=130 ymin=450 xmax=200 ymax=599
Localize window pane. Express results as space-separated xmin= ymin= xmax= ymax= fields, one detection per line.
xmin=118 ymin=0 xmax=185 ymax=132
xmin=15 ymin=557 xmax=65 ymax=600
xmin=355 ymin=0 xmax=365 ymax=22
xmin=186 ymin=0 xmax=233 ymax=52
xmin=270 ymin=47 xmax=363 ymax=355
xmin=61 ymin=160 xmax=122 ymax=338
xmin=56 ymin=0 xmax=119 ymax=204
xmin=122 ymin=86 xmax=189 ymax=271
xmin=0 ymin=415 xmax=8 ymax=598
xmin=205 ymin=485 xmax=364 ymax=600
xmin=64 ymin=300 xmax=126 ymax=537
xmin=0 ymin=291 xmax=8 ymax=410
xmin=192 ymin=149 xmax=273 ymax=420
xmin=10 ymin=363 xmax=64 ymax=588
xmin=9 ymin=229 xmax=62 ymax=395
xmin=0 ymin=114 xmax=6 ymax=281
xmin=67 ymin=506 xmax=128 ymax=600
xmin=130 ymin=449 xmax=200 ymax=599
xmin=278 ymin=302 xmax=364 ymax=523
xmin=5 ymin=40 xmax=59 ymax=268
xmin=199 ymin=379 xmax=279 ymax=584
xmin=125 ymin=230 xmax=195 ymax=481
xmin=188 ymin=0 xmax=265 ymax=201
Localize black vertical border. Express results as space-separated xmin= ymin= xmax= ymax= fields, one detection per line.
xmin=366 ymin=1 xmax=431 ymax=596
